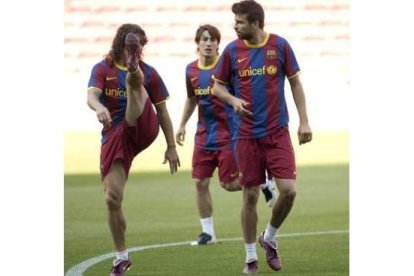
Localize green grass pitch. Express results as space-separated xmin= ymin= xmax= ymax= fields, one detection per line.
xmin=65 ymin=164 xmax=348 ymax=275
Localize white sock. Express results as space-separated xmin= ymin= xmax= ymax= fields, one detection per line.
xmin=260 ymin=179 xmax=271 ymax=190
xmin=116 ymin=250 xmax=129 ymax=260
xmin=200 ymin=217 xmax=214 ymax=236
xmin=245 ymin=243 xmax=258 ymax=263
xmin=264 ymin=223 xmax=278 ymax=242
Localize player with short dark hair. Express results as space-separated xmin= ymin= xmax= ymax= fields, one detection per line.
xmin=176 ymin=24 xmax=276 ymax=246
xmin=213 ymin=1 xmax=312 ymax=273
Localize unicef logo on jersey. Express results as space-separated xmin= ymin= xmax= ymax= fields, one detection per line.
xmin=194 ymin=86 xmax=211 ymax=96
xmin=104 ymin=88 xmax=127 ymax=97
xmin=238 ymin=65 xmax=277 ymax=77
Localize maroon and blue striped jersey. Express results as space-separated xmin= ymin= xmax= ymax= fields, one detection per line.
xmin=213 ymin=33 xmax=300 ymax=139
xmin=186 ymin=58 xmax=234 ymax=150
xmin=88 ymin=58 xmax=169 ymax=143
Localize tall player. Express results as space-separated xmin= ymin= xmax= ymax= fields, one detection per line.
xmin=87 ymin=24 xmax=180 ymax=276
xmin=212 ymin=1 xmax=312 ymax=274
xmin=176 ymin=24 xmax=276 ymax=246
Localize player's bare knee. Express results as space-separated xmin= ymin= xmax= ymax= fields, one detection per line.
xmin=280 ymin=188 xmax=296 ymax=203
xmin=105 ymin=191 xmax=123 ymax=210
xmin=220 ymin=182 xmax=231 ymax=191
xmin=220 ymin=181 xmax=240 ymax=192
xmin=243 ymin=189 xmax=260 ymax=206
xmin=125 ymin=116 xmax=138 ymax=127
xmin=195 ymin=179 xmax=209 ymax=191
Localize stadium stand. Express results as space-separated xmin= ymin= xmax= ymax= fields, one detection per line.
xmin=64 ymin=0 xmax=349 ymax=75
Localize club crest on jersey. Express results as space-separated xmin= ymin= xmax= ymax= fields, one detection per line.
xmin=266 ymin=50 xmax=277 ymax=59
xmin=266 ymin=65 xmax=277 ymax=75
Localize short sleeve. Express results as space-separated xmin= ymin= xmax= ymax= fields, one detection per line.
xmin=145 ymin=66 xmax=170 ymax=105
xmin=283 ymin=40 xmax=300 ymax=78
xmin=185 ymin=67 xmax=195 ymax=98
xmin=213 ymin=46 xmax=232 ymax=84
xmin=88 ymin=62 xmax=106 ymax=90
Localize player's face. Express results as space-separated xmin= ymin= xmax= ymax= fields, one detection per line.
xmin=198 ymin=31 xmax=219 ymax=58
xmin=233 ymin=14 xmax=255 ymax=40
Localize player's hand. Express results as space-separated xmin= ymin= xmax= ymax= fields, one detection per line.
xmin=298 ymin=124 xmax=312 ymax=145
xmin=176 ymin=127 xmax=186 ymax=146
xmin=163 ymin=146 xmax=180 ymax=174
xmin=96 ymin=106 xmax=112 ymax=127
xmin=232 ymin=98 xmax=252 ymax=117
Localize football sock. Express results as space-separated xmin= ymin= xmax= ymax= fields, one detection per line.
xmin=264 ymin=223 xmax=278 ymax=242
xmin=200 ymin=217 xmax=214 ymax=236
xmin=116 ymin=250 xmax=129 ymax=261
xmin=260 ymin=179 xmax=272 ymax=190
xmin=245 ymin=243 xmax=258 ymax=263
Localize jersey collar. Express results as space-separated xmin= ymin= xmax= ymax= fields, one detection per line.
xmin=197 ymin=55 xmax=219 ymax=70
xmin=243 ymin=32 xmax=269 ymax=48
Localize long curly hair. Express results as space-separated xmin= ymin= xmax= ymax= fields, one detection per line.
xmin=105 ymin=23 xmax=148 ymax=65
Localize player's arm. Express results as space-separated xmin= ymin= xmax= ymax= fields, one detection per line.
xmin=212 ymin=79 xmax=252 ymax=116
xmin=288 ymin=75 xmax=312 ymax=145
xmin=176 ymin=97 xmax=196 ymax=146
xmin=87 ymin=87 xmax=112 ymax=127
xmin=154 ymin=102 xmax=181 ymax=173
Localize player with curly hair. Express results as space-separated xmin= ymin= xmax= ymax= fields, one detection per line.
xmin=87 ymin=23 xmax=180 ymax=275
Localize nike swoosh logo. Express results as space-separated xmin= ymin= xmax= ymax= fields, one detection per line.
xmin=190 ymin=77 xmax=198 ymax=82
xmin=237 ymin=57 xmax=248 ymax=63
xmin=106 ymin=76 xmax=117 ymax=81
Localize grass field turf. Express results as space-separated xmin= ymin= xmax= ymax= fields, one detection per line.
xmin=65 ymin=164 xmax=348 ymax=275
xmin=64 ymin=131 xmax=348 ymax=174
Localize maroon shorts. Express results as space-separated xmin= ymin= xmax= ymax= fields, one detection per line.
xmin=192 ymin=146 xmax=239 ymax=183
xmin=100 ymin=98 xmax=159 ymax=180
xmin=235 ymin=125 xmax=296 ymax=187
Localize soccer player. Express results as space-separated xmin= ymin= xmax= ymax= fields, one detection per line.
xmin=87 ymin=24 xmax=180 ymax=276
xmin=212 ymin=1 xmax=312 ymax=273
xmin=176 ymin=24 xmax=276 ymax=246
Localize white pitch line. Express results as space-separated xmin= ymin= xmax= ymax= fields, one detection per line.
xmin=66 ymin=229 xmax=348 ymax=276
